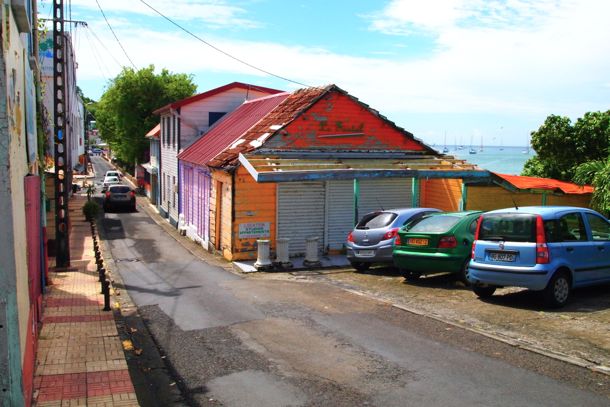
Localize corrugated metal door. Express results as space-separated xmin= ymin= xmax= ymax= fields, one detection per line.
xmin=358 ymin=178 xmax=413 ymax=218
xmin=278 ymin=182 xmax=326 ymax=255
xmin=325 ymin=180 xmax=355 ymax=251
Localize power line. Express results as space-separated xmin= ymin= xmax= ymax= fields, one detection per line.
xmin=94 ymin=0 xmax=137 ymax=70
xmin=86 ymin=25 xmax=125 ymax=70
xmin=138 ymin=0 xmax=310 ymax=87
xmin=83 ymin=26 xmax=111 ymax=82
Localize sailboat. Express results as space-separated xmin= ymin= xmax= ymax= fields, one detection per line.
xmin=522 ymin=135 xmax=530 ymax=154
xmin=468 ymin=135 xmax=477 ymax=154
xmin=479 ymin=135 xmax=483 ymax=153
xmin=442 ymin=132 xmax=449 ymax=153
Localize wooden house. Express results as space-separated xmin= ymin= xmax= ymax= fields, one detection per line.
xmin=153 ymin=82 xmax=282 ymax=226
xmin=179 ymin=85 xmax=488 ymax=260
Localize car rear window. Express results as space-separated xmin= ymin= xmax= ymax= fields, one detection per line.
xmin=110 ymin=186 xmax=131 ymax=193
xmin=408 ymin=215 xmax=460 ymax=233
xmin=479 ymin=213 xmax=537 ymax=242
xmin=356 ymin=212 xmax=397 ymax=229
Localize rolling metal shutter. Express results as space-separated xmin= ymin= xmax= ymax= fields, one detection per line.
xmin=325 ymin=180 xmax=356 ymax=251
xmin=278 ymin=182 xmax=326 ymax=256
xmin=358 ymin=178 xmax=413 ymax=218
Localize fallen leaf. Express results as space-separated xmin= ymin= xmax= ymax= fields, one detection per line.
xmin=122 ymin=340 xmax=134 ymax=351
xmin=134 ymin=348 xmax=143 ymax=356
xmin=130 ymin=327 xmax=138 ymax=333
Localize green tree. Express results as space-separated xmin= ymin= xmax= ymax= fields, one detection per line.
xmin=574 ymin=159 xmax=610 ymax=216
xmin=522 ymin=111 xmax=610 ymax=181
xmin=96 ymin=66 xmax=196 ymax=166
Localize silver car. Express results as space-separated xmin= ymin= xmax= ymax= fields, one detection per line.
xmin=346 ymin=208 xmax=441 ymax=271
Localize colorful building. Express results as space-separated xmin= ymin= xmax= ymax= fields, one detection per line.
xmin=179 ymin=85 xmax=487 ymax=261
xmin=154 ymin=82 xmax=282 ymax=226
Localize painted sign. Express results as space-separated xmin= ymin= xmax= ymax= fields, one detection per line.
xmin=238 ymin=222 xmax=270 ymax=239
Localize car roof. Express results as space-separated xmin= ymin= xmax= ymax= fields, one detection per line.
xmin=483 ymin=206 xmax=600 ymax=218
xmin=375 ymin=207 xmax=441 ymax=215
xmin=427 ymin=210 xmax=483 ymax=218
xmin=108 ymin=185 xmax=130 ymax=190
xmin=104 ymin=176 xmax=119 ymax=180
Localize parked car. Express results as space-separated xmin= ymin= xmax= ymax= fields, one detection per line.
xmin=346 ymin=208 xmax=441 ymax=271
xmin=104 ymin=185 xmax=136 ymax=212
xmin=90 ymin=147 xmax=102 ymax=155
xmin=102 ymin=176 xmax=121 ymax=191
xmin=105 ymin=170 xmax=122 ymax=180
xmin=469 ymin=206 xmax=610 ymax=307
xmin=393 ymin=210 xmax=483 ymax=282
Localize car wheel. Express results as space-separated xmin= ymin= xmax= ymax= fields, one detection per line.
xmin=473 ymin=285 xmax=496 ymax=298
xmin=459 ymin=259 xmax=471 ymax=286
xmin=350 ymin=261 xmax=370 ymax=272
xmin=543 ymin=270 xmax=571 ymax=308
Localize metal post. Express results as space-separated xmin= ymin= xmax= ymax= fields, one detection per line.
xmin=102 ymin=279 xmax=111 ymax=311
xmin=53 ymin=0 xmax=70 ymax=267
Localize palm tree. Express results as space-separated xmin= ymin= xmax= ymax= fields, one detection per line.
xmin=573 ymin=159 xmax=610 ymax=216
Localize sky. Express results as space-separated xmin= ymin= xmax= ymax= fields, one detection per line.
xmin=39 ymin=0 xmax=610 ymax=147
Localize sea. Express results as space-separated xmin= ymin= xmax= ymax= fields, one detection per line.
xmin=434 ymin=145 xmax=533 ymax=175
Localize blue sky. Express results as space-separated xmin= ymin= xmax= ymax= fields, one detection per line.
xmin=40 ymin=0 xmax=610 ymax=147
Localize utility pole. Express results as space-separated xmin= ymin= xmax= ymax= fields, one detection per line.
xmin=53 ymin=0 xmax=70 ymax=267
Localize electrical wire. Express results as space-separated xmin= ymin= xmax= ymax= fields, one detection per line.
xmin=94 ymin=0 xmax=138 ymax=69
xmin=87 ymin=24 xmax=126 ymax=70
xmin=138 ymin=0 xmax=310 ymax=87
xmin=83 ymin=26 xmax=111 ymax=82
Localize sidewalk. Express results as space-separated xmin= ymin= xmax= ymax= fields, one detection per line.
xmin=32 ymin=195 xmax=139 ymax=406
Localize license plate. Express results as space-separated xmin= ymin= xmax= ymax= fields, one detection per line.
xmin=489 ymin=252 xmax=516 ymax=262
xmin=357 ymin=250 xmax=375 ymax=257
xmin=408 ymin=238 xmax=428 ymax=246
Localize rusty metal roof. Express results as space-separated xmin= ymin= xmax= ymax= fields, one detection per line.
xmin=207 ymin=84 xmax=437 ymax=169
xmin=153 ymin=82 xmax=283 ymax=115
xmin=238 ymin=152 xmax=489 ymax=183
xmin=493 ymin=173 xmax=593 ymax=195
xmin=178 ymin=92 xmax=290 ymax=166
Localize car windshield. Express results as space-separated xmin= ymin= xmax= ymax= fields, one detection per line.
xmin=104 ymin=177 xmax=119 ymax=183
xmin=356 ymin=212 xmax=397 ymax=229
xmin=408 ymin=215 xmax=461 ymax=233
xmin=479 ymin=213 xmax=537 ymax=242
xmin=110 ymin=186 xmax=130 ymax=193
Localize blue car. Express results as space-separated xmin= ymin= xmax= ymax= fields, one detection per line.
xmin=469 ymin=206 xmax=610 ymax=307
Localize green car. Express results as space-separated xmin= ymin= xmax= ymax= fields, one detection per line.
xmin=393 ymin=210 xmax=483 ymax=283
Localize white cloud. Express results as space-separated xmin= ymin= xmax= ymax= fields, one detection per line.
xmin=73 ymin=0 xmax=610 ymax=139
xmin=70 ymin=0 xmax=261 ymax=29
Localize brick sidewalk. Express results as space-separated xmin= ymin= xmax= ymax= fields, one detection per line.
xmin=33 ymin=195 xmax=139 ymax=406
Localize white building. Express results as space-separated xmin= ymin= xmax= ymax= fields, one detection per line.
xmin=153 ymin=82 xmax=281 ymax=226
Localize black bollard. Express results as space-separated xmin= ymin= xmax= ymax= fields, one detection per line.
xmin=98 ymin=267 xmax=105 ymax=283
xmin=102 ymin=279 xmax=111 ymax=311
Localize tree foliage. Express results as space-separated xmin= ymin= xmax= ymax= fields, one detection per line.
xmin=96 ymin=66 xmax=196 ymax=165
xmin=574 ymin=159 xmax=610 ymax=216
xmin=522 ymin=111 xmax=610 ymax=181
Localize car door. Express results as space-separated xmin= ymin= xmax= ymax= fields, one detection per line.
xmin=559 ymin=212 xmax=597 ymax=286
xmin=584 ymin=212 xmax=610 ymax=283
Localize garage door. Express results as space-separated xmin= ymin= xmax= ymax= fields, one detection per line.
xmin=278 ymin=182 xmax=326 ymax=255
xmin=358 ymin=178 xmax=413 ymax=219
xmin=325 ymin=180 xmax=355 ymax=251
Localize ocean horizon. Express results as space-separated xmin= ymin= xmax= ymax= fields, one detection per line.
xmin=434 ymin=145 xmax=533 ymax=175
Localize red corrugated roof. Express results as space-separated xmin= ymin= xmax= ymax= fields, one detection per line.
xmin=145 ymin=123 xmax=160 ymax=139
xmin=207 ymin=86 xmax=330 ymax=168
xmin=207 ymin=84 xmax=436 ymax=168
xmin=153 ymin=82 xmax=283 ymax=115
xmin=493 ymin=173 xmax=593 ymax=194
xmin=178 ymin=92 xmax=290 ymax=166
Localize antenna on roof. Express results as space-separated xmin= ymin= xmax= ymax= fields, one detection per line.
xmin=511 ymin=196 xmax=519 ymax=210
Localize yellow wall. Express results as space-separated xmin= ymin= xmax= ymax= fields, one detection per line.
xmin=547 ymin=194 xmax=591 ymax=207
xmin=232 ymin=166 xmax=277 ymax=261
xmin=420 ymin=178 xmax=462 ymax=211
xmin=466 ymin=185 xmax=592 ymax=211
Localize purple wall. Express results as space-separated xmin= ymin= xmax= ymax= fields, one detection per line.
xmin=179 ymin=161 xmax=211 ymax=243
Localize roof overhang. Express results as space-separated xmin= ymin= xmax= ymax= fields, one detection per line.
xmin=238 ymin=152 xmax=491 ymax=183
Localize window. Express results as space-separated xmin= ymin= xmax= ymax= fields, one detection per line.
xmin=172 ymin=176 xmax=176 ymax=208
xmin=479 ymin=214 xmax=536 ymax=242
xmin=172 ymin=116 xmax=176 ymax=148
xmin=409 ymin=215 xmax=461 ymax=233
xmin=558 ymin=213 xmax=587 ymax=241
xmin=356 ymin=212 xmax=397 ymax=229
xmin=586 ymin=213 xmax=610 ymax=241
xmin=209 ymin=112 xmax=226 ymax=127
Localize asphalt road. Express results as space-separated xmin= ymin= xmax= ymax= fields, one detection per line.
xmin=90 ymin=156 xmax=610 ymax=407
